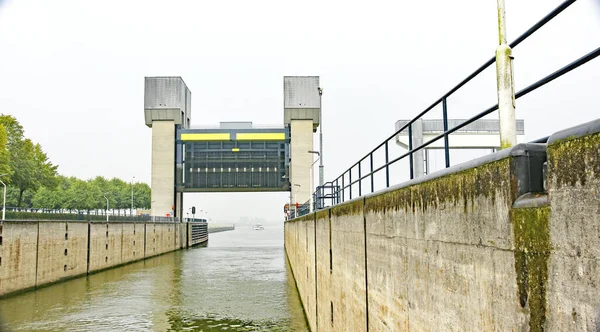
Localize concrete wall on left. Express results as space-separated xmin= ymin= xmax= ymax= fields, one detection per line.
xmin=0 ymin=220 xmax=198 ymax=297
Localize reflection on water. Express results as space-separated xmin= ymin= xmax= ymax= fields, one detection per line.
xmin=0 ymin=225 xmax=308 ymax=331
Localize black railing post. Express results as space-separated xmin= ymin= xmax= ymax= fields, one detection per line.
xmin=370 ymin=154 xmax=374 ymax=193
xmin=335 ymin=178 xmax=339 ymax=204
xmin=341 ymin=174 xmax=345 ymax=202
xmin=408 ymin=124 xmax=414 ymax=180
xmin=358 ymin=163 xmax=362 ymax=197
xmin=349 ymin=169 xmax=353 ymax=200
xmin=385 ymin=142 xmax=390 ymax=188
xmin=442 ymin=97 xmax=450 ymax=168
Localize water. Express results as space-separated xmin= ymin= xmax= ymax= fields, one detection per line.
xmin=0 ymin=225 xmax=309 ymax=331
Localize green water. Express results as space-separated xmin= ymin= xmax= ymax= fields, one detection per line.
xmin=0 ymin=226 xmax=308 ymax=331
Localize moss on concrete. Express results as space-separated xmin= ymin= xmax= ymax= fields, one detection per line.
xmin=331 ymin=199 xmax=363 ymax=217
xmin=365 ymin=158 xmax=512 ymax=214
xmin=548 ymin=133 xmax=600 ymax=188
xmin=315 ymin=210 xmax=329 ymax=221
xmin=511 ymin=206 xmax=550 ymax=332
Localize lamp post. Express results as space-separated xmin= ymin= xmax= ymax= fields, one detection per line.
xmin=103 ymin=192 xmax=109 ymax=222
xmin=308 ymin=151 xmax=320 ymax=213
xmin=0 ymin=173 xmax=7 ymax=221
xmin=131 ymin=176 xmax=135 ymax=216
xmin=318 ymin=87 xmax=324 ymax=187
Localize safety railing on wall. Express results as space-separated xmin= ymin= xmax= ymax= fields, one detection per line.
xmin=2 ymin=209 xmax=180 ymax=222
xmin=295 ymin=0 xmax=599 ymax=217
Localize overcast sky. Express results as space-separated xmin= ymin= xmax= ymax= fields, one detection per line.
xmin=1 ymin=0 xmax=599 ymax=224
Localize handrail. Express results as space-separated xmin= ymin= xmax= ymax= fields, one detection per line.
xmin=297 ymin=0 xmax=597 ymax=217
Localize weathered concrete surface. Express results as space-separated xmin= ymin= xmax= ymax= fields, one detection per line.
xmin=151 ymin=120 xmax=175 ymax=217
xmin=0 ymin=221 xmax=38 ymax=295
xmin=285 ymin=120 xmax=600 ymax=332
xmin=89 ymin=222 xmax=123 ymax=272
xmin=36 ymin=222 xmax=88 ymax=286
xmin=0 ymin=221 xmax=192 ymax=297
xmin=121 ymin=223 xmax=145 ymax=264
xmin=545 ymin=129 xmax=600 ymax=331
xmin=285 ymin=214 xmax=315 ymax=331
xmin=290 ymin=119 xmax=314 ymax=205
xmin=145 ymin=223 xmax=175 ymax=257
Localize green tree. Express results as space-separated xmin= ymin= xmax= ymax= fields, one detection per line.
xmin=0 ymin=115 xmax=57 ymax=207
xmin=133 ymin=182 xmax=151 ymax=209
xmin=0 ymin=124 xmax=12 ymax=179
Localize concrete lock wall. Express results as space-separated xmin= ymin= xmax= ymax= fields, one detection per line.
xmin=0 ymin=221 xmax=201 ymax=297
xmin=285 ymin=120 xmax=600 ymax=331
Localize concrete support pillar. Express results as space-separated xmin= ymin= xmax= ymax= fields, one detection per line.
xmin=151 ymin=121 xmax=175 ymax=218
xmin=290 ymin=120 xmax=314 ymax=207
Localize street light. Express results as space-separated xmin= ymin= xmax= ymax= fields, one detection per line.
xmin=0 ymin=173 xmax=7 ymax=221
xmin=131 ymin=176 xmax=135 ymax=216
xmin=308 ymin=151 xmax=320 ymax=213
xmin=103 ymin=192 xmax=109 ymax=222
xmin=318 ymin=87 xmax=324 ymax=187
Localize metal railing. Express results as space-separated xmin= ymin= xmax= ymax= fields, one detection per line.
xmin=3 ymin=209 xmax=180 ymax=222
xmin=295 ymin=0 xmax=599 ymax=217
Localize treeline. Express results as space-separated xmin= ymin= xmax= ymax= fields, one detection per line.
xmin=0 ymin=114 xmax=151 ymax=211
xmin=31 ymin=176 xmax=151 ymax=212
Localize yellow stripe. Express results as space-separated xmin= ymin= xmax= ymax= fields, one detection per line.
xmin=236 ymin=133 xmax=285 ymax=141
xmin=232 ymin=148 xmax=240 ymax=152
xmin=181 ymin=133 xmax=230 ymax=141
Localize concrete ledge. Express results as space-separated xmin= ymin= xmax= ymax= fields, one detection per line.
xmin=548 ymin=118 xmax=600 ymax=145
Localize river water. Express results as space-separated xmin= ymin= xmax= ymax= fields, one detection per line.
xmin=0 ymin=225 xmax=309 ymax=331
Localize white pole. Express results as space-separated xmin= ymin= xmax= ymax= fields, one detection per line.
xmin=0 ymin=179 xmax=5 ymax=221
xmin=308 ymin=151 xmax=320 ymax=213
xmin=0 ymin=173 xmax=7 ymax=221
xmin=496 ymin=0 xmax=517 ymax=149
xmin=310 ymin=164 xmax=313 ymax=213
xmin=318 ymin=87 xmax=324 ymax=187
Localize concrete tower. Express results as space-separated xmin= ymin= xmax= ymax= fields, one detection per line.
xmin=144 ymin=77 xmax=191 ymax=219
xmin=284 ymin=76 xmax=320 ymax=207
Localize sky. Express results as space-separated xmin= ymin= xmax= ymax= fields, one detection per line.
xmin=0 ymin=0 xmax=599 ymax=224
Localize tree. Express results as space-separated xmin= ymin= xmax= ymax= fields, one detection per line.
xmin=133 ymin=182 xmax=151 ymax=209
xmin=0 ymin=115 xmax=57 ymax=207
xmin=0 ymin=124 xmax=12 ymax=179
xmin=0 ymin=115 xmax=24 ymax=151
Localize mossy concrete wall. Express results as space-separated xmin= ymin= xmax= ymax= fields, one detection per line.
xmin=285 ymin=122 xmax=600 ymax=331
xmin=545 ymin=130 xmax=600 ymax=331
xmin=0 ymin=221 xmax=191 ymax=297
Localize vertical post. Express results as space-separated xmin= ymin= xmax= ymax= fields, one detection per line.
xmin=0 ymin=179 xmax=5 ymax=221
xmin=496 ymin=0 xmax=517 ymax=149
xmin=349 ymin=169 xmax=353 ymax=200
xmin=310 ymin=163 xmax=314 ymax=213
xmin=369 ymin=154 xmax=374 ymax=193
xmin=341 ymin=174 xmax=345 ymax=202
xmin=442 ymin=98 xmax=450 ymax=168
xmin=318 ymin=87 xmax=324 ymax=187
xmin=408 ymin=125 xmax=414 ymax=180
xmin=358 ymin=163 xmax=362 ymax=197
xmin=335 ymin=178 xmax=339 ymax=204
xmin=384 ymin=142 xmax=390 ymax=188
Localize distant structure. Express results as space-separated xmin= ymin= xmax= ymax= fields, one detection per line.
xmin=144 ymin=76 xmax=321 ymax=219
xmin=395 ymin=118 xmax=525 ymax=178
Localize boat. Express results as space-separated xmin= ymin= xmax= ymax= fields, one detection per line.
xmin=252 ymin=224 xmax=264 ymax=230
